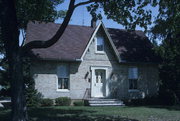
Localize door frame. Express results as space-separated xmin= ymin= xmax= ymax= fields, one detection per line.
xmin=90 ymin=66 xmax=109 ymax=98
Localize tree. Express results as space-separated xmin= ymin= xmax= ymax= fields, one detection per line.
xmin=151 ymin=0 xmax=180 ymax=104
xmin=0 ymin=0 xmax=158 ymax=121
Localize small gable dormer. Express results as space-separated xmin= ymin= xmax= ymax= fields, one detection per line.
xmin=80 ymin=21 xmax=121 ymax=62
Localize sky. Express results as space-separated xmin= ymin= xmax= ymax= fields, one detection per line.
xmin=17 ymin=0 xmax=160 ymax=46
xmin=55 ymin=0 xmax=159 ymax=31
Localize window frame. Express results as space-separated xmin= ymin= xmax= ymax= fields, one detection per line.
xmin=95 ymin=35 xmax=105 ymax=54
xmin=128 ymin=67 xmax=139 ymax=92
xmin=56 ymin=64 xmax=70 ymax=92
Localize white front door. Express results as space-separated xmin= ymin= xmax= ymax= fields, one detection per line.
xmin=91 ymin=69 xmax=106 ymax=97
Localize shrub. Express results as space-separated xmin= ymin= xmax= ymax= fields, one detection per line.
xmin=55 ymin=97 xmax=71 ymax=106
xmin=40 ymin=98 xmax=53 ymax=106
xmin=73 ymin=101 xmax=84 ymax=106
xmin=123 ymin=96 xmax=160 ymax=106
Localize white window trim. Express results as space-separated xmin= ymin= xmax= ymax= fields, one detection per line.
xmin=56 ymin=64 xmax=70 ymax=92
xmin=128 ymin=67 xmax=139 ymax=91
xmin=95 ymin=36 xmax=105 ymax=54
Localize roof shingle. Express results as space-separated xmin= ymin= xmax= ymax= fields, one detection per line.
xmin=26 ymin=21 xmax=158 ymax=63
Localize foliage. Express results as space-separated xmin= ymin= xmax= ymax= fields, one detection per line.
xmin=87 ymin=0 xmax=158 ymax=31
xmin=0 ymin=69 xmax=10 ymax=97
xmin=123 ymin=95 xmax=177 ymax=106
xmin=23 ymin=58 xmax=44 ymax=107
xmin=40 ymin=98 xmax=53 ymax=107
xmin=73 ymin=101 xmax=84 ymax=106
xmin=151 ymin=0 xmax=180 ymax=104
xmin=55 ymin=97 xmax=71 ymax=106
xmin=15 ymin=0 xmax=65 ymax=29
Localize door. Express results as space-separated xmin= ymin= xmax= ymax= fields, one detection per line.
xmin=92 ymin=69 xmax=106 ymax=97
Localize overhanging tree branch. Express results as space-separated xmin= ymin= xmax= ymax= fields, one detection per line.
xmin=74 ymin=0 xmax=98 ymax=8
xmin=22 ymin=0 xmax=76 ymax=52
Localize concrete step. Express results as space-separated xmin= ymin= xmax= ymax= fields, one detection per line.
xmin=89 ymin=100 xmax=123 ymax=104
xmin=90 ymin=103 xmax=124 ymax=106
xmin=88 ymin=98 xmax=118 ymax=101
xmin=87 ymin=98 xmax=125 ymax=106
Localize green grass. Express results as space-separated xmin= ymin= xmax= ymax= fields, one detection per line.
xmin=0 ymin=106 xmax=180 ymax=121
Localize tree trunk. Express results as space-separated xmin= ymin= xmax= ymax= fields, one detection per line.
xmin=9 ymin=51 xmax=27 ymax=121
xmin=1 ymin=0 xmax=27 ymax=121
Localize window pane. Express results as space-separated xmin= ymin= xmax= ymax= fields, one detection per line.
xmin=97 ymin=45 xmax=103 ymax=51
xmin=58 ymin=78 xmax=69 ymax=89
xmin=64 ymin=78 xmax=69 ymax=89
xmin=58 ymin=78 xmax=62 ymax=89
xmin=128 ymin=67 xmax=138 ymax=79
xmin=97 ymin=36 xmax=104 ymax=51
xmin=57 ymin=65 xmax=69 ymax=78
xmin=129 ymin=79 xmax=137 ymax=89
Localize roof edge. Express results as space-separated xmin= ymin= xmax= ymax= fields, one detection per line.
xmin=80 ymin=21 xmax=121 ymax=62
xmin=80 ymin=21 xmax=102 ymax=60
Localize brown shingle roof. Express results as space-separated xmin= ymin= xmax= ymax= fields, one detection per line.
xmin=26 ymin=21 xmax=95 ymax=61
xmin=107 ymin=28 xmax=158 ymax=63
xmin=26 ymin=22 xmax=158 ymax=63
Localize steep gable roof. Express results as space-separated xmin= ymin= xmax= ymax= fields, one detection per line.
xmin=26 ymin=21 xmax=158 ymax=63
xmin=80 ymin=21 xmax=121 ymax=62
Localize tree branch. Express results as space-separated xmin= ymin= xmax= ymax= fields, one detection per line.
xmin=22 ymin=0 xmax=76 ymax=52
xmin=74 ymin=0 xmax=97 ymax=8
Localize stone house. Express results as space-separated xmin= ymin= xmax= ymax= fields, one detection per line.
xmin=26 ymin=21 xmax=159 ymax=100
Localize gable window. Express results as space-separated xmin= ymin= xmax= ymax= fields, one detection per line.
xmin=57 ymin=64 xmax=69 ymax=90
xmin=96 ymin=36 xmax=104 ymax=52
xmin=128 ymin=67 xmax=138 ymax=90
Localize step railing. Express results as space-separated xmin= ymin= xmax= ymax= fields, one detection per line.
xmin=83 ymin=88 xmax=91 ymax=100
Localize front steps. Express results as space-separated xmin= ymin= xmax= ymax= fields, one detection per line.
xmin=85 ymin=98 xmax=125 ymax=106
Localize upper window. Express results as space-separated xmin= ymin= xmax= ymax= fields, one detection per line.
xmin=128 ymin=67 xmax=138 ymax=90
xmin=96 ymin=36 xmax=104 ymax=52
xmin=57 ymin=64 xmax=69 ymax=90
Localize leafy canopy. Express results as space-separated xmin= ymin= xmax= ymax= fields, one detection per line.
xmin=87 ymin=0 xmax=157 ymax=31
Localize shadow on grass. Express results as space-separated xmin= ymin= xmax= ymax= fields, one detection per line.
xmin=0 ymin=107 xmax=138 ymax=121
xmin=146 ymin=105 xmax=180 ymax=111
xmin=126 ymin=105 xmax=180 ymax=111
xmin=28 ymin=107 xmax=137 ymax=121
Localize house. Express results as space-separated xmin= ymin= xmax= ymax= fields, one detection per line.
xmin=26 ymin=21 xmax=159 ymax=101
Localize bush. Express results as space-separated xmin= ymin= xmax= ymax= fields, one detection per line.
xmin=55 ymin=97 xmax=71 ymax=106
xmin=40 ymin=98 xmax=53 ymax=106
xmin=159 ymin=89 xmax=179 ymax=105
xmin=26 ymin=92 xmax=43 ymax=107
xmin=73 ymin=101 xmax=84 ymax=106
xmin=123 ymin=96 xmax=161 ymax=106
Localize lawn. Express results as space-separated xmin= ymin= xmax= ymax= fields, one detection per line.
xmin=0 ymin=106 xmax=180 ymax=121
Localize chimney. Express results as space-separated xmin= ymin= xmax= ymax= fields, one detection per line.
xmin=91 ymin=18 xmax=96 ymax=28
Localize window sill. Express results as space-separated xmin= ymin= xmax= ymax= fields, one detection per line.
xmin=128 ymin=89 xmax=139 ymax=92
xmin=56 ymin=89 xmax=70 ymax=92
xmin=95 ymin=51 xmax=105 ymax=54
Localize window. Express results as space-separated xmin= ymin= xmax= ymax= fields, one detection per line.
xmin=128 ymin=67 xmax=138 ymax=90
xmin=95 ymin=70 xmax=105 ymax=83
xmin=57 ymin=65 xmax=69 ymax=90
xmin=96 ymin=36 xmax=104 ymax=52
